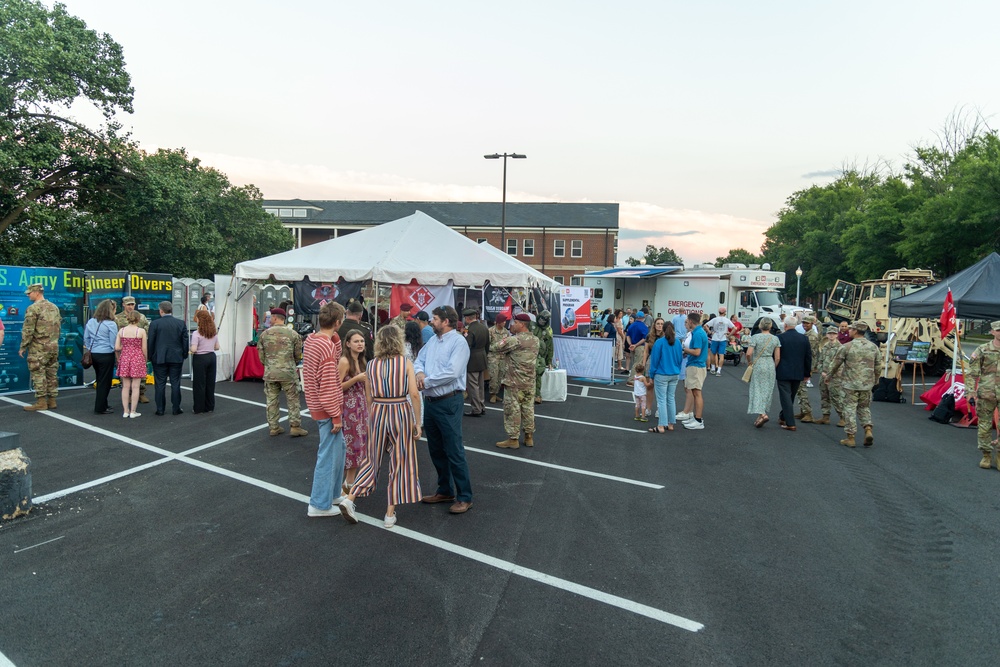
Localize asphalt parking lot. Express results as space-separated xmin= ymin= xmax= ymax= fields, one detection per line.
xmin=2 ymin=368 xmax=999 ymax=667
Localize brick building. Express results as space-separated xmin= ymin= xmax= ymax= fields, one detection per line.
xmin=262 ymin=200 xmax=619 ymax=284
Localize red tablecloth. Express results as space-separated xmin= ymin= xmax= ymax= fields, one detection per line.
xmin=234 ymin=345 xmax=264 ymax=381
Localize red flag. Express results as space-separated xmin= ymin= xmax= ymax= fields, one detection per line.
xmin=940 ymin=288 xmax=956 ymax=337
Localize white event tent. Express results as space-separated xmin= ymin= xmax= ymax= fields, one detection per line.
xmin=215 ymin=211 xmax=557 ymax=380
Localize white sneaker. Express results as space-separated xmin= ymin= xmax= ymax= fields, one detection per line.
xmin=384 ymin=513 xmax=397 ymax=529
xmin=307 ymin=504 xmax=340 ymax=517
xmin=683 ymin=419 xmax=705 ymax=430
xmin=129 ymin=412 xmax=141 ymax=418
xmin=123 ymin=411 xmax=129 ymax=418
xmin=339 ymin=498 xmax=359 ymax=524
xmin=676 ymin=411 xmax=692 ymax=421
xmin=806 ymin=381 xmax=814 ymax=388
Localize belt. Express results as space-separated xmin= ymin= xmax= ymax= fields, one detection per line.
xmin=425 ymin=389 xmax=461 ymax=403
xmin=372 ymin=397 xmax=408 ymax=404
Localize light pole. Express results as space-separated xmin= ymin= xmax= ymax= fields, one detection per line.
xmin=795 ymin=266 xmax=803 ymax=307
xmin=484 ymin=153 xmax=526 ymax=251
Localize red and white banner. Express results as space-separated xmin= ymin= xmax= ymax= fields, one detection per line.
xmin=920 ymin=372 xmax=973 ymax=422
xmin=557 ymin=286 xmax=591 ymax=335
xmin=940 ymin=288 xmax=956 ymax=338
xmin=389 ymin=281 xmax=454 ymax=317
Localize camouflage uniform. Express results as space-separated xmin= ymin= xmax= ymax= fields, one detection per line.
xmin=967 ymin=333 xmax=1000 ymax=457
xmin=257 ymin=326 xmax=304 ymax=430
xmin=496 ymin=331 xmax=539 ymax=439
xmin=487 ymin=324 xmax=510 ymax=400
xmin=388 ymin=314 xmax=408 ymax=331
xmin=115 ymin=308 xmax=150 ymax=398
xmin=20 ymin=295 xmax=62 ymax=403
xmin=828 ymin=334 xmax=879 ymax=440
xmin=816 ymin=337 xmax=844 ymax=418
xmin=531 ymin=319 xmax=554 ymax=396
xmin=795 ymin=325 xmax=821 ymax=417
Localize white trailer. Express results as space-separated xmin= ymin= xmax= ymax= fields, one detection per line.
xmin=580 ymin=264 xmax=798 ymax=327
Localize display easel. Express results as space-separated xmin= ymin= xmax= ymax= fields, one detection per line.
xmin=896 ymin=361 xmax=926 ymax=405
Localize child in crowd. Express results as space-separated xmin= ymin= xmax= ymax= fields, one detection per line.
xmin=633 ymin=363 xmax=648 ymax=422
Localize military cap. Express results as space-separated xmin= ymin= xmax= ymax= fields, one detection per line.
xmin=514 ymin=313 xmax=531 ymax=322
xmin=122 ymin=296 xmax=136 ymax=305
xmin=823 ymin=323 xmax=838 ymax=334
xmin=495 ymin=313 xmax=508 ymax=324
xmin=25 ymin=283 xmax=44 ymax=294
xmin=803 ymin=315 xmax=817 ymax=324
xmin=270 ymin=307 xmax=286 ymax=317
xmin=400 ymin=303 xmax=412 ymax=312
xmin=991 ymin=320 xmax=1000 ymax=331
xmin=848 ymin=320 xmax=869 ymax=332
xmin=414 ymin=310 xmax=430 ymax=322
xmin=462 ymin=308 xmax=478 ymax=317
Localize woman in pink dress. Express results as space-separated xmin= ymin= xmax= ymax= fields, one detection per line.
xmin=339 ymin=330 xmax=369 ymax=493
xmin=115 ymin=310 xmax=148 ymax=418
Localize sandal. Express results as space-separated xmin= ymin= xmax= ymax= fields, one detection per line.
xmin=754 ymin=415 xmax=769 ymax=428
xmin=647 ymin=426 xmax=666 ymax=434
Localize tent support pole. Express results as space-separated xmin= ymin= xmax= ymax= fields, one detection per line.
xmin=949 ymin=310 xmax=959 ymax=391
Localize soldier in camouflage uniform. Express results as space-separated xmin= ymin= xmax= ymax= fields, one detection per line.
xmin=531 ymin=310 xmax=554 ymax=404
xmin=826 ymin=320 xmax=879 ymax=448
xmin=795 ymin=315 xmax=822 ymax=422
xmin=257 ymin=308 xmax=307 ymax=437
xmin=814 ymin=324 xmax=845 ymax=425
xmin=495 ymin=313 xmax=540 ymax=449
xmin=487 ymin=314 xmax=510 ymax=403
xmin=115 ymin=296 xmax=150 ymax=403
xmin=388 ymin=303 xmax=412 ymax=331
xmin=19 ymin=283 xmax=62 ymax=411
xmin=967 ymin=320 xmax=1000 ymax=470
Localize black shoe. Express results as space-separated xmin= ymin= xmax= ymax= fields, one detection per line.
xmin=464 ymin=411 xmax=483 ymax=417
xmin=172 ymin=409 xmax=184 ymax=415
xmin=155 ymin=411 xmax=165 ymax=416
xmin=95 ymin=408 xmax=113 ymax=414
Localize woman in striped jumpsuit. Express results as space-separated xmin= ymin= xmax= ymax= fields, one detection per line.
xmin=339 ymin=325 xmax=422 ymax=528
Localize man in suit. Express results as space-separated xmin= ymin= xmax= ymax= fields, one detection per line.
xmin=463 ymin=308 xmax=490 ymax=417
xmin=775 ymin=315 xmax=812 ymax=431
xmin=147 ymin=300 xmax=189 ymax=416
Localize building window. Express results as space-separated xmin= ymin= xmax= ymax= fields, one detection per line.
xmin=553 ymin=275 xmax=565 ymax=284
xmin=292 ymin=209 xmax=307 ymax=218
xmin=523 ymin=239 xmax=534 ymax=257
xmin=265 ymin=208 xmax=279 ymax=216
xmin=477 ymin=238 xmax=487 ymax=244
xmin=553 ymin=240 xmax=565 ymax=257
xmin=507 ymin=238 xmax=517 ymax=256
xmin=279 ymin=208 xmax=293 ymax=217
xmin=571 ymin=240 xmax=583 ymax=258
xmin=570 ymin=276 xmax=581 ymax=286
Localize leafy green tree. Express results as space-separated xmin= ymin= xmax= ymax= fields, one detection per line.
xmin=0 ymin=0 xmax=134 ymax=236
xmin=714 ymin=248 xmax=761 ymax=266
xmin=625 ymin=244 xmax=683 ymax=267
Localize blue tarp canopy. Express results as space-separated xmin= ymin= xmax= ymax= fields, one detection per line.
xmin=583 ymin=267 xmax=681 ymax=278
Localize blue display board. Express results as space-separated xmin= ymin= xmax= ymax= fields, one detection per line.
xmin=0 ymin=265 xmax=87 ymax=394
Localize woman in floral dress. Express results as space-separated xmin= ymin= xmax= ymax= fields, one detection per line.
xmin=746 ymin=317 xmax=781 ymax=427
xmin=339 ymin=330 xmax=368 ymax=493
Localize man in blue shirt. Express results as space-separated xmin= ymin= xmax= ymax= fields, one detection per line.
xmin=680 ymin=312 xmax=709 ymax=429
xmin=626 ymin=311 xmax=649 ymax=384
xmin=414 ymin=305 xmax=474 ymax=514
xmin=415 ymin=310 xmax=434 ymax=344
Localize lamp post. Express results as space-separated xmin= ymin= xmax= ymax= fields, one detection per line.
xmin=484 ymin=152 xmax=526 ymax=251
xmin=795 ymin=266 xmax=803 ymax=307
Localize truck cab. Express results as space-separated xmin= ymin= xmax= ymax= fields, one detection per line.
xmin=826 ymin=269 xmax=936 ymax=342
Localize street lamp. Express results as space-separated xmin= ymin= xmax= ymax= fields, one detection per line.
xmin=484 ymin=152 xmax=526 ymax=251
xmin=795 ymin=266 xmax=803 ymax=307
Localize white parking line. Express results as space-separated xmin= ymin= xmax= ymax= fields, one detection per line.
xmin=13 ymin=536 xmax=65 ymax=554
xmin=483 ymin=406 xmax=646 ymax=433
xmin=464 ymin=446 xmax=664 ymax=489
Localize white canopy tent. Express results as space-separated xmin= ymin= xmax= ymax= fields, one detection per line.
xmin=235 ymin=210 xmax=555 ymax=287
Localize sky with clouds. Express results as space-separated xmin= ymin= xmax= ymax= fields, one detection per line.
xmin=67 ymin=0 xmax=1000 ymax=265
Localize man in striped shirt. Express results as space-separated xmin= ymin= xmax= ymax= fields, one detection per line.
xmin=303 ymin=301 xmax=348 ymax=518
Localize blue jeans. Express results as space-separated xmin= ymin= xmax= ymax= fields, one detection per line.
xmin=654 ymin=375 xmax=679 ymax=428
xmin=309 ymin=418 xmax=346 ymax=510
xmin=423 ymin=392 xmax=473 ymax=502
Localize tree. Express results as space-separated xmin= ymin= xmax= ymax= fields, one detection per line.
xmin=714 ymin=248 xmax=761 ymax=266
xmin=625 ymin=244 xmax=683 ymax=267
xmin=0 ymin=0 xmax=134 ymax=237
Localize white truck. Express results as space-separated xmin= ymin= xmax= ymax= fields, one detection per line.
xmin=580 ymin=264 xmax=799 ymax=327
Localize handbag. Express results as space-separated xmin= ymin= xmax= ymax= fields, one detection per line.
xmin=741 ymin=363 xmax=754 ymax=383
xmin=82 ymin=349 xmax=93 ymax=369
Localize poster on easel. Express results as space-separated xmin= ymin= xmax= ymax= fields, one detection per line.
xmin=0 ymin=265 xmax=86 ymax=395
xmin=557 ymin=286 xmax=591 ymax=336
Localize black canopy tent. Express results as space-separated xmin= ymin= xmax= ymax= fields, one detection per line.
xmin=888 ymin=253 xmax=1000 ymax=320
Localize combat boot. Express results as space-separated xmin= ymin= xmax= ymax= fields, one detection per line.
xmin=534 ymin=395 xmax=542 ymax=404
xmin=863 ymin=425 xmax=874 ymax=447
xmin=489 ymin=395 xmax=498 ymax=404
xmin=794 ymin=412 xmax=804 ymax=420
xmin=800 ymin=414 xmax=814 ymax=424
xmin=269 ymin=426 xmax=284 ymax=437
xmin=979 ymin=451 xmax=993 ymax=469
xmin=139 ymin=394 xmax=150 ymax=404
xmin=840 ymin=434 xmax=856 ymax=448
xmin=496 ymin=437 xmax=519 ymax=449
xmin=47 ymin=397 xmax=58 ymax=410
xmin=23 ymin=397 xmax=48 ymax=412
xmin=814 ymin=415 xmax=830 ymax=425
xmin=836 ymin=418 xmax=846 ymax=427
xmin=524 ymin=433 xmax=534 ymax=447
xmin=289 ymin=426 xmax=309 ymax=437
